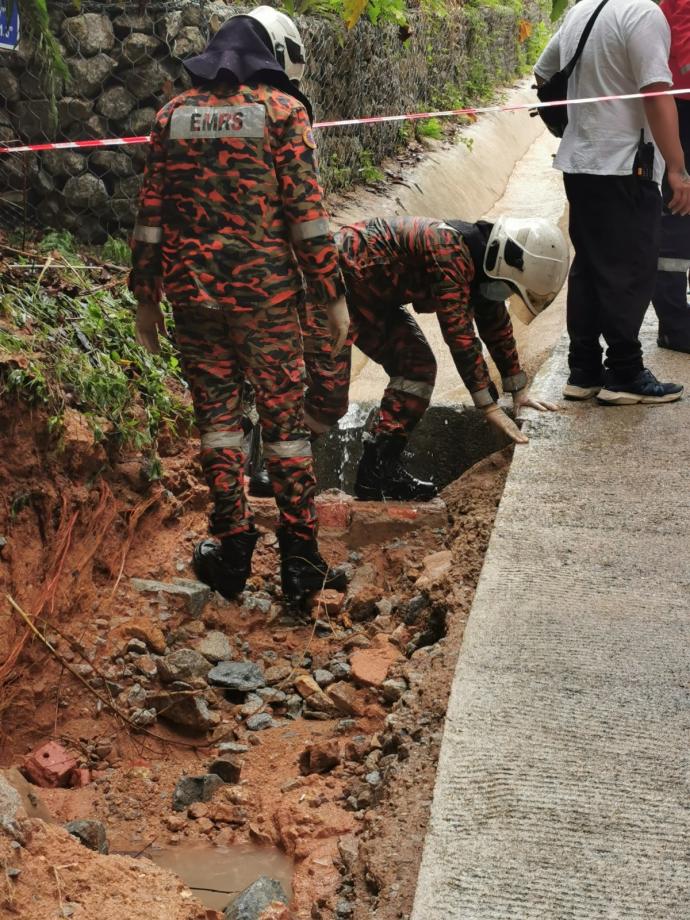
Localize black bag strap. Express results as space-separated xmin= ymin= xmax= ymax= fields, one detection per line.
xmin=563 ymin=0 xmax=612 ymax=79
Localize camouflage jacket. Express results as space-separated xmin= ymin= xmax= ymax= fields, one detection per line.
xmin=336 ymin=217 xmax=526 ymax=406
xmin=129 ymin=83 xmax=344 ymax=312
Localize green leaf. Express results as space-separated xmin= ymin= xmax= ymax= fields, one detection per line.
xmin=551 ymin=0 xmax=569 ymax=21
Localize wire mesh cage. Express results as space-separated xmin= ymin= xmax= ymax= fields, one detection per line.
xmin=0 ymin=0 xmax=544 ymax=243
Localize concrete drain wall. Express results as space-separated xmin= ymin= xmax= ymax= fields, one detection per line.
xmin=313 ymin=402 xmax=512 ymax=494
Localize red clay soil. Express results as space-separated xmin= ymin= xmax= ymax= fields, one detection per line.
xmin=0 ymin=387 xmax=511 ymax=919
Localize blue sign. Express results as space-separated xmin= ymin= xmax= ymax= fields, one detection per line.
xmin=0 ymin=1 xmax=20 ymax=53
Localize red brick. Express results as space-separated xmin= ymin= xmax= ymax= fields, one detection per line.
xmin=23 ymin=742 xmax=77 ymax=788
xmin=314 ymin=495 xmax=353 ymax=532
xmin=350 ymin=635 xmax=403 ymax=689
xmin=69 ymin=768 xmax=92 ymax=788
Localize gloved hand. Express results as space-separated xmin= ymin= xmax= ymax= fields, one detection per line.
xmin=135 ymin=300 xmax=166 ymax=355
xmin=512 ymin=387 xmax=558 ymax=415
xmin=326 ymin=295 xmax=350 ymax=356
xmin=482 ymin=404 xmax=529 ymax=445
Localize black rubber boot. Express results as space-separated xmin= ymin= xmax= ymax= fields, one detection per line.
xmin=248 ymin=466 xmax=273 ymax=497
xmin=192 ymin=528 xmax=260 ymax=599
xmin=354 ymin=434 xmax=437 ymax=502
xmin=277 ymin=527 xmax=348 ymax=606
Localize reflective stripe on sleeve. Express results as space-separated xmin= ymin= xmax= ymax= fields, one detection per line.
xmin=658 ymin=257 xmax=690 ymax=273
xmin=388 ymin=376 xmax=435 ymax=400
xmin=200 ymin=430 xmax=245 ymax=450
xmin=471 ymin=387 xmax=495 ymax=408
xmin=263 ymin=438 xmax=313 ymax=458
xmin=290 ymin=217 xmax=331 ymax=243
xmin=133 ymin=224 xmax=163 ymax=244
xmin=502 ymin=370 xmax=528 ymax=393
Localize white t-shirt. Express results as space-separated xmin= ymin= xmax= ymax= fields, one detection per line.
xmin=535 ymin=0 xmax=672 ymax=182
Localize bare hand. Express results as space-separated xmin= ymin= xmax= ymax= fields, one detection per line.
xmin=667 ymin=168 xmax=690 ymax=216
xmin=512 ymin=388 xmax=558 ymax=415
xmin=135 ymin=301 xmax=166 ymax=354
xmin=483 ymin=404 xmax=529 ymax=445
xmin=326 ymin=295 xmax=350 ymax=356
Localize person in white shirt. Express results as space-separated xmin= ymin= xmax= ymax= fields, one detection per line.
xmin=535 ymin=0 xmax=690 ymax=404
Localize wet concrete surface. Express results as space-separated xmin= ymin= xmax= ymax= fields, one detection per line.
xmin=411 ymin=319 xmax=690 ymax=919
xmin=329 ymin=84 xmax=567 ymax=413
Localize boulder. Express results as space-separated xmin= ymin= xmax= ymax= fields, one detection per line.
xmin=61 ymin=14 xmax=115 ymax=56
xmin=299 ymin=738 xmax=342 ymax=775
xmin=327 ymin=681 xmax=365 ymax=717
xmin=151 ymin=691 xmax=219 ymax=732
xmin=121 ymin=32 xmax=161 ymax=66
xmin=57 ymin=97 xmax=94 ymax=128
xmin=172 ymin=26 xmax=205 ymax=59
xmin=124 ymin=60 xmax=171 ymax=101
xmin=65 ymin=819 xmax=109 ymax=854
xmin=90 ymin=150 xmax=134 ymax=178
xmin=157 ymin=648 xmax=211 ymax=684
xmin=195 ymin=630 xmax=234 ymax=664
xmin=128 ymin=107 xmax=157 ymax=137
xmin=172 ymin=773 xmax=224 ymax=812
xmin=208 ymin=661 xmax=265 ymax=692
xmin=96 ymin=86 xmax=136 ymax=122
xmin=224 ymin=876 xmax=289 ymax=920
xmin=66 ymin=54 xmax=117 ymax=98
xmin=113 ymin=11 xmax=155 ymax=37
xmin=130 ymin=577 xmax=211 ymax=618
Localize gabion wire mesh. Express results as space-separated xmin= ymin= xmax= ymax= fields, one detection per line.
xmin=0 ymin=0 xmax=545 ymax=243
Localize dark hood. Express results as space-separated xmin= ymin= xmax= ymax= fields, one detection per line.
xmin=446 ymin=219 xmax=493 ymax=286
xmin=183 ymin=16 xmax=313 ymax=121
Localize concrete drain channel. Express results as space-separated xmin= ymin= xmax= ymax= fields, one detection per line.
xmin=313 ymin=402 xmax=513 ymax=496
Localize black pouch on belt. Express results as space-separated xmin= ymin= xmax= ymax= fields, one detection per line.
xmin=632 ymin=129 xmax=655 ymax=181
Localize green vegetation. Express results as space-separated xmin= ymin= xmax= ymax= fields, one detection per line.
xmin=0 ymin=262 xmax=192 ymax=451
xmin=10 ymin=1 xmax=70 ymax=126
xmin=416 ymin=117 xmax=443 ymax=141
xmin=358 ymin=149 xmax=385 ymax=182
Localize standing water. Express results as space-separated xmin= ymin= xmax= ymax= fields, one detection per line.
xmin=146 ymin=843 xmax=293 ymax=912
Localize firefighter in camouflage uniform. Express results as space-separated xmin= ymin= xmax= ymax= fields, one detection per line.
xmin=130 ymin=7 xmax=349 ymax=604
xmin=300 ymin=216 xmax=570 ymax=501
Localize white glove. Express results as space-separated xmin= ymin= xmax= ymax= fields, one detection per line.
xmin=482 ymin=404 xmax=529 ymax=445
xmin=326 ymin=295 xmax=350 ymax=356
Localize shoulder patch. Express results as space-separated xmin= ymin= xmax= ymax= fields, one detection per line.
xmin=302 ymin=127 xmax=317 ymax=150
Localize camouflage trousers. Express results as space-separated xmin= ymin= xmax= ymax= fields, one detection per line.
xmin=173 ymin=300 xmax=317 ymax=540
xmin=301 ymin=296 xmax=436 ymax=437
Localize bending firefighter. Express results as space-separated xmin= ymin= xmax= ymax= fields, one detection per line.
xmin=302 ymin=216 xmax=569 ymax=500
xmin=129 ymin=7 xmax=350 ymax=604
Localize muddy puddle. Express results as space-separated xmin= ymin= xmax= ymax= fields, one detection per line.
xmin=144 ymin=843 xmax=293 ymax=912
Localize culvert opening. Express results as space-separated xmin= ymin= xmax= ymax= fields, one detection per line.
xmin=313 ymin=401 xmax=514 ymax=495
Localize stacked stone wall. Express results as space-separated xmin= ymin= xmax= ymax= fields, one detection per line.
xmin=0 ymin=0 xmax=545 ymax=241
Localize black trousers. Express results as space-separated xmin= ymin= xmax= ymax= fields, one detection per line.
xmin=652 ymin=98 xmax=690 ymax=343
xmin=564 ymin=172 xmax=661 ymax=380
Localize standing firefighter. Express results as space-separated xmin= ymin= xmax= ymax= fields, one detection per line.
xmin=129 ymin=7 xmax=350 ymax=604
xmin=301 ymin=216 xmax=569 ymax=500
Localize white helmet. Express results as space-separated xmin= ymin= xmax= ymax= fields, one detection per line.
xmin=248 ymin=6 xmax=306 ymax=84
xmin=484 ymin=216 xmax=569 ymax=325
